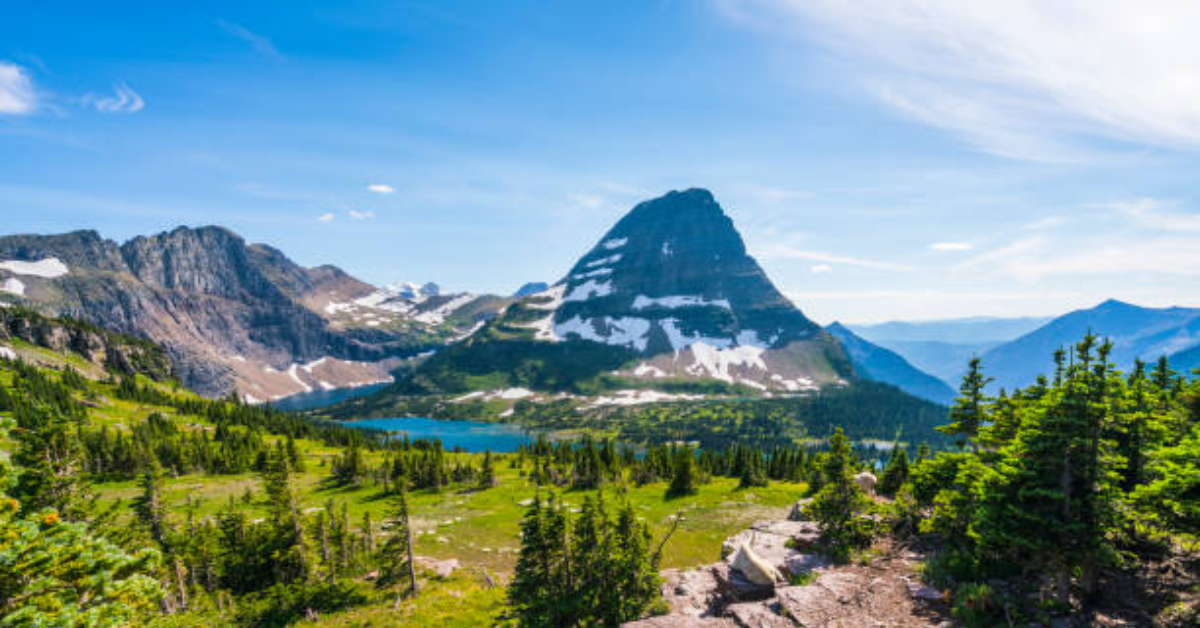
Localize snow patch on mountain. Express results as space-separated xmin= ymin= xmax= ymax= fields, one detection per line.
xmin=601 ymin=238 xmax=627 ymax=250
xmin=585 ymin=389 xmax=702 ymax=407
xmin=572 ymin=267 xmax=613 ymax=280
xmin=1 ymin=278 xmax=24 ymax=296
xmin=553 ymin=315 xmax=652 ymax=351
xmin=631 ymin=294 xmax=732 ymax=311
xmin=563 ymin=279 xmax=613 ymax=303
xmin=585 ymin=254 xmax=622 ymax=268
xmin=686 ymin=342 xmax=767 ymax=382
xmin=661 ymin=318 xmax=734 ymax=351
xmin=0 ymin=258 xmax=69 ymax=278
xmin=413 ymin=293 xmax=475 ymax=324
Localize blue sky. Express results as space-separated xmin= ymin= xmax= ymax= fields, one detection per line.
xmin=4 ymin=1 xmax=1200 ymax=323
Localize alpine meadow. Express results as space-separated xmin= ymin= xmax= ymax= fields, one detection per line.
xmin=0 ymin=2 xmax=1197 ymax=628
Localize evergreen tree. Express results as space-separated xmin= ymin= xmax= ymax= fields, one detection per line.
xmin=808 ymin=428 xmax=873 ymax=559
xmin=478 ymin=450 xmax=497 ymax=489
xmin=666 ymin=447 xmax=696 ymax=498
xmin=876 ymin=447 xmax=909 ymax=496
xmin=133 ymin=458 xmax=169 ymax=547
xmin=939 ymin=357 xmax=992 ymax=451
xmin=261 ymin=443 xmax=311 ymax=584
xmin=377 ymin=483 xmax=417 ymax=598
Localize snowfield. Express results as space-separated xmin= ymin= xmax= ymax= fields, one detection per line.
xmin=584 ymin=254 xmax=622 ymax=268
xmin=563 ymin=279 xmax=613 ymax=302
xmin=0 ymin=257 xmax=69 ymax=278
xmin=1 ymin=278 xmax=24 ymax=296
xmin=553 ymin=315 xmax=652 ymax=351
xmin=631 ymin=294 xmax=732 ymax=311
xmin=601 ymin=237 xmax=627 ymax=250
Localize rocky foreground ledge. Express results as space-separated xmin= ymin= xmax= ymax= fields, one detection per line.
xmin=623 ymin=501 xmax=954 ymax=628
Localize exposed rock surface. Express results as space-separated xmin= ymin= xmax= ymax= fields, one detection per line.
xmin=0 ymin=307 xmax=172 ymax=379
xmin=0 ymin=227 xmax=507 ymax=398
xmin=622 ymin=500 xmax=953 ymax=628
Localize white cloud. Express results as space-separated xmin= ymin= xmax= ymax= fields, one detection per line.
xmin=317 ymin=212 xmax=335 ymax=222
xmin=348 ymin=210 xmax=375 ymax=220
xmin=810 ymin=263 xmax=833 ymax=274
xmin=217 ymin=20 xmax=282 ymax=59
xmin=82 ymin=83 xmax=144 ymax=114
xmin=367 ymin=184 xmax=394 ymax=194
xmin=757 ymin=242 xmax=910 ymax=271
xmin=0 ymin=62 xmax=35 ymax=115
xmin=961 ymin=233 xmax=1200 ymax=281
xmin=1089 ymin=198 xmax=1200 ymax=232
xmin=569 ymin=193 xmax=604 ymax=209
xmin=929 ymin=242 xmax=972 ymax=251
xmin=723 ymin=0 xmax=1200 ymax=159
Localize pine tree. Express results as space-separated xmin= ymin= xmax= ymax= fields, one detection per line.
xmin=666 ymin=447 xmax=697 ymax=498
xmin=377 ymin=483 xmax=417 ymax=599
xmin=478 ymin=450 xmax=497 ymax=489
xmin=939 ymin=357 xmax=992 ymax=451
xmin=877 ymin=447 xmax=909 ymax=496
xmin=261 ymin=442 xmax=311 ymax=583
xmin=133 ymin=458 xmax=169 ymax=547
xmin=808 ymin=428 xmax=873 ymax=559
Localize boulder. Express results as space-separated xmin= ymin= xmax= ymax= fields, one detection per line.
xmin=724 ymin=601 xmax=794 ymax=628
xmin=787 ymin=499 xmax=813 ymax=522
xmin=854 ymin=471 xmax=877 ymax=495
xmin=661 ymin=567 xmax=724 ymax=617
xmin=712 ymin=562 xmax=775 ymax=602
xmin=415 ymin=556 xmax=459 ymax=578
xmin=776 ymin=572 xmax=868 ymax=628
xmin=621 ymin=616 xmax=738 ymax=628
xmin=730 ymin=543 xmax=783 ymax=587
xmin=722 ymin=528 xmax=821 ymax=578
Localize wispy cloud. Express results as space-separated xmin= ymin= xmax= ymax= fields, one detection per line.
xmin=317 ymin=212 xmax=335 ymax=222
xmin=1089 ymin=198 xmax=1200 ymax=232
xmin=367 ymin=183 xmax=394 ymax=194
xmin=82 ymin=83 xmax=144 ymax=114
xmin=758 ymin=242 xmax=911 ymax=271
xmin=810 ymin=263 xmax=833 ymax=274
xmin=722 ymin=0 xmax=1200 ymax=160
xmin=217 ymin=20 xmax=282 ymax=60
xmin=348 ymin=210 xmax=375 ymax=220
xmin=0 ymin=62 xmax=36 ymax=115
xmin=961 ymin=232 xmax=1200 ymax=281
xmin=929 ymin=242 xmax=972 ymax=251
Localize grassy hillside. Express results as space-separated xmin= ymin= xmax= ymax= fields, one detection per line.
xmin=0 ymin=340 xmax=810 ymax=627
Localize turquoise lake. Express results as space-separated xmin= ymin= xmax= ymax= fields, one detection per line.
xmin=347 ymin=417 xmax=534 ymax=452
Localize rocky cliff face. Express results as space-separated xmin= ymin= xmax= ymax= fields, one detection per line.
xmin=0 ymin=307 xmax=173 ymax=380
xmin=0 ymin=226 xmax=506 ymax=399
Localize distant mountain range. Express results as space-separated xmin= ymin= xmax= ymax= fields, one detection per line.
xmin=858 ymin=301 xmax=1200 ymax=393
xmin=827 ymin=323 xmax=956 ymax=405
xmin=975 ymin=299 xmax=1200 ymax=391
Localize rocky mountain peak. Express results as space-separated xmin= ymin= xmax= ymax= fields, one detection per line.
xmin=548 ymin=188 xmax=821 ymax=356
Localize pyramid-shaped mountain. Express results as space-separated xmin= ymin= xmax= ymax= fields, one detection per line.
xmin=409 ymin=189 xmax=851 ymax=394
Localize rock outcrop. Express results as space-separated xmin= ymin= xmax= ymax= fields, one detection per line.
xmin=623 ymin=500 xmax=953 ymax=628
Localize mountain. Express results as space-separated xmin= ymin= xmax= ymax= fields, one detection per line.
xmin=396 ymin=188 xmax=851 ymax=397
xmin=850 ymin=316 xmax=1054 ymax=344
xmin=0 ymin=227 xmax=508 ymax=399
xmin=980 ymin=299 xmax=1200 ymax=391
xmin=849 ymin=316 xmax=1053 ymax=388
xmin=513 ymin=282 xmax=549 ymax=297
xmin=826 ymin=322 xmax=956 ymax=405
xmin=860 ymin=339 xmax=998 ymax=387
